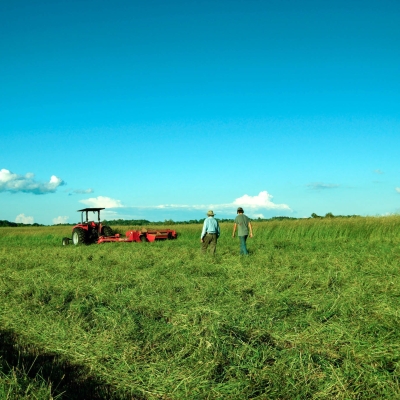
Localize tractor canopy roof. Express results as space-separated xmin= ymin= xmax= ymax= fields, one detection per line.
xmin=77 ymin=208 xmax=105 ymax=212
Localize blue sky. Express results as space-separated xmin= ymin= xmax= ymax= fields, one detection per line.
xmin=1 ymin=0 xmax=399 ymax=225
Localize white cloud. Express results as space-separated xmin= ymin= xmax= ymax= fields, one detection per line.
xmin=395 ymin=188 xmax=400 ymax=193
xmin=49 ymin=175 xmax=62 ymax=187
xmin=233 ymin=191 xmax=290 ymax=210
xmin=0 ymin=169 xmax=64 ymax=194
xmin=146 ymin=192 xmax=290 ymax=212
xmin=80 ymin=191 xmax=290 ymax=222
xmin=307 ymin=182 xmax=340 ymax=190
xmin=53 ymin=216 xmax=69 ymax=224
xmin=113 ymin=191 xmax=290 ymax=215
xmin=374 ymin=169 xmax=384 ymax=174
xmin=79 ymin=196 xmax=123 ymax=208
xmin=15 ymin=213 xmax=34 ymax=224
xmin=252 ymin=213 xmax=265 ymax=219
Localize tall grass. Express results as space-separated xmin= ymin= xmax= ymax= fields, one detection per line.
xmin=0 ymin=355 xmax=60 ymax=400
xmin=1 ymin=216 xmax=400 ymax=398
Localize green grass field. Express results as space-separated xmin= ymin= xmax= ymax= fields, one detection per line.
xmin=1 ymin=217 xmax=400 ymax=399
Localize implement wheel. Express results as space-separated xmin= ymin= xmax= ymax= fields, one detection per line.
xmin=62 ymin=237 xmax=70 ymax=246
xmin=72 ymin=228 xmax=87 ymax=245
xmin=102 ymin=226 xmax=114 ymax=237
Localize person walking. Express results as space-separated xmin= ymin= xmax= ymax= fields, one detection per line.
xmin=232 ymin=207 xmax=253 ymax=255
xmin=201 ymin=210 xmax=220 ymax=255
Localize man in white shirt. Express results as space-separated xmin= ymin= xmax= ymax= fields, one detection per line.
xmin=201 ymin=210 xmax=220 ymax=255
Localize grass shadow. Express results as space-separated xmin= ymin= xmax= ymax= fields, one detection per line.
xmin=0 ymin=329 xmax=140 ymax=400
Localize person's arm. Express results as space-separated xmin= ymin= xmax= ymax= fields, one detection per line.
xmin=248 ymin=221 xmax=253 ymax=238
xmin=201 ymin=219 xmax=207 ymax=242
xmin=232 ymin=223 xmax=237 ymax=238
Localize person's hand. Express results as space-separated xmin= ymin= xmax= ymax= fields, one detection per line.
xmin=250 ymin=233 xmax=253 ymax=238
xmin=201 ymin=239 xmax=204 ymax=243
xmin=232 ymin=234 xmax=235 ymax=238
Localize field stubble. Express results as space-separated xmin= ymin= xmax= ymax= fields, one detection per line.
xmin=0 ymin=217 xmax=400 ymax=399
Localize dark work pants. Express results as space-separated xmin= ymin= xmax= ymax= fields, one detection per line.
xmin=202 ymin=233 xmax=217 ymax=255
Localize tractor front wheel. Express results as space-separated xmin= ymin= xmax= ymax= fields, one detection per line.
xmin=72 ymin=228 xmax=87 ymax=245
xmin=102 ymin=226 xmax=114 ymax=237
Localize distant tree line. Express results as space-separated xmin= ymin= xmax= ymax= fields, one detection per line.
xmin=102 ymin=219 xmax=152 ymax=226
xmin=310 ymin=212 xmax=360 ymax=219
xmin=0 ymin=213 xmax=362 ymax=228
xmin=103 ymin=218 xmax=236 ymax=225
xmin=103 ymin=213 xmax=361 ymax=225
xmin=0 ymin=220 xmax=44 ymax=227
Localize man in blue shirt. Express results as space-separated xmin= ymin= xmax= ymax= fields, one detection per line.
xmin=201 ymin=210 xmax=220 ymax=255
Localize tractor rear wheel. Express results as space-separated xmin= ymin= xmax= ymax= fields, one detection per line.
xmin=102 ymin=226 xmax=114 ymax=237
xmin=72 ymin=228 xmax=87 ymax=245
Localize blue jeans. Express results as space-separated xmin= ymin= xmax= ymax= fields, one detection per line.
xmin=239 ymin=235 xmax=249 ymax=255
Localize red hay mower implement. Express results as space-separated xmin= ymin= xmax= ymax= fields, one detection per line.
xmin=62 ymin=208 xmax=177 ymax=245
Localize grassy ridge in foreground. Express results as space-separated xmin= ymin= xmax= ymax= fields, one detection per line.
xmin=1 ymin=217 xmax=400 ymax=399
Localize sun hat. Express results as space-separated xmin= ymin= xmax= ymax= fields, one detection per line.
xmin=237 ymin=207 xmax=244 ymax=213
xmin=207 ymin=210 xmax=215 ymax=216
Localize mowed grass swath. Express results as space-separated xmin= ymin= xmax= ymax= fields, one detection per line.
xmin=1 ymin=216 xmax=400 ymax=399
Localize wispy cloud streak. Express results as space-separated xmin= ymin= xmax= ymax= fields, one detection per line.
xmin=72 ymin=188 xmax=94 ymax=194
xmin=307 ymin=182 xmax=340 ymax=190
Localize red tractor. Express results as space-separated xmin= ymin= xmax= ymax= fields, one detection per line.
xmin=62 ymin=208 xmax=113 ymax=245
xmin=62 ymin=207 xmax=177 ymax=245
